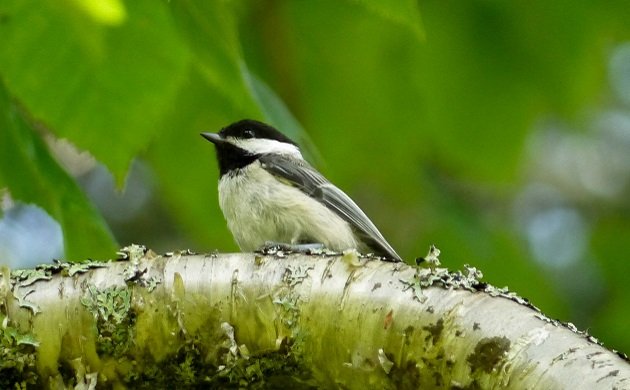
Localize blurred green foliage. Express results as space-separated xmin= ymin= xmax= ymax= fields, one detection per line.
xmin=0 ymin=81 xmax=116 ymax=260
xmin=1 ymin=0 xmax=629 ymax=353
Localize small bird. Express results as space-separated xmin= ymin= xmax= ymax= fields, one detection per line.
xmin=201 ymin=119 xmax=402 ymax=262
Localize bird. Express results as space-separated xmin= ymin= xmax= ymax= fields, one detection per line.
xmin=201 ymin=119 xmax=402 ymax=262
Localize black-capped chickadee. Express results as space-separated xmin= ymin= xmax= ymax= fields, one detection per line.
xmin=201 ymin=119 xmax=402 ymax=262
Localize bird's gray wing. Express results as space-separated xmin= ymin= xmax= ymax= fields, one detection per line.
xmin=259 ymin=154 xmax=402 ymax=262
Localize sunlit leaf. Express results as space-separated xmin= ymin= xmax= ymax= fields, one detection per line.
xmin=0 ymin=0 xmax=189 ymax=184
xmin=68 ymin=0 xmax=127 ymax=26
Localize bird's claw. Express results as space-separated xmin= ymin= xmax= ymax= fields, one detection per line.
xmin=258 ymin=241 xmax=325 ymax=254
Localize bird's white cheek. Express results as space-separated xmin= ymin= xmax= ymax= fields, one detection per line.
xmin=230 ymin=137 xmax=302 ymax=157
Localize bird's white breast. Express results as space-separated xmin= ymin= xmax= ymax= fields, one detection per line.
xmin=218 ymin=162 xmax=358 ymax=252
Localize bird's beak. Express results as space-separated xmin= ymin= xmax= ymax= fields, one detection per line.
xmin=200 ymin=132 xmax=224 ymax=144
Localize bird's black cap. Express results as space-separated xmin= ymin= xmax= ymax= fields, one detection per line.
xmin=218 ymin=119 xmax=297 ymax=146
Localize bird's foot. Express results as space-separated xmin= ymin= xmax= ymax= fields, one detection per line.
xmin=257 ymin=241 xmax=325 ymax=255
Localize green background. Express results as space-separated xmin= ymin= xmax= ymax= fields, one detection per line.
xmin=1 ymin=1 xmax=629 ymax=354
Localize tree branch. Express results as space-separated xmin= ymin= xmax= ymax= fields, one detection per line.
xmin=1 ymin=248 xmax=629 ymax=388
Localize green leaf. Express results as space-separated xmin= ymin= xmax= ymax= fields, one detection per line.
xmin=244 ymin=69 xmax=322 ymax=165
xmin=170 ymin=1 xmax=314 ymax=154
xmin=170 ymin=0 xmax=261 ymax=116
xmin=346 ymin=0 xmax=425 ymax=40
xmin=0 ymin=80 xmax=117 ymax=262
xmin=0 ymin=0 xmax=189 ymax=184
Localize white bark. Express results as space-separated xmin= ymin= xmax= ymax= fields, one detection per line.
xmin=2 ymin=250 xmax=629 ymax=388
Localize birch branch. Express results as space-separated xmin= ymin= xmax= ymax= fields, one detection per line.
xmin=1 ymin=248 xmax=629 ymax=389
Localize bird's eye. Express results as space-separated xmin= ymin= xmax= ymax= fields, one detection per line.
xmin=243 ymin=129 xmax=255 ymax=139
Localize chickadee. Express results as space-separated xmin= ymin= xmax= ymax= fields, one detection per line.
xmin=201 ymin=119 xmax=402 ymax=262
